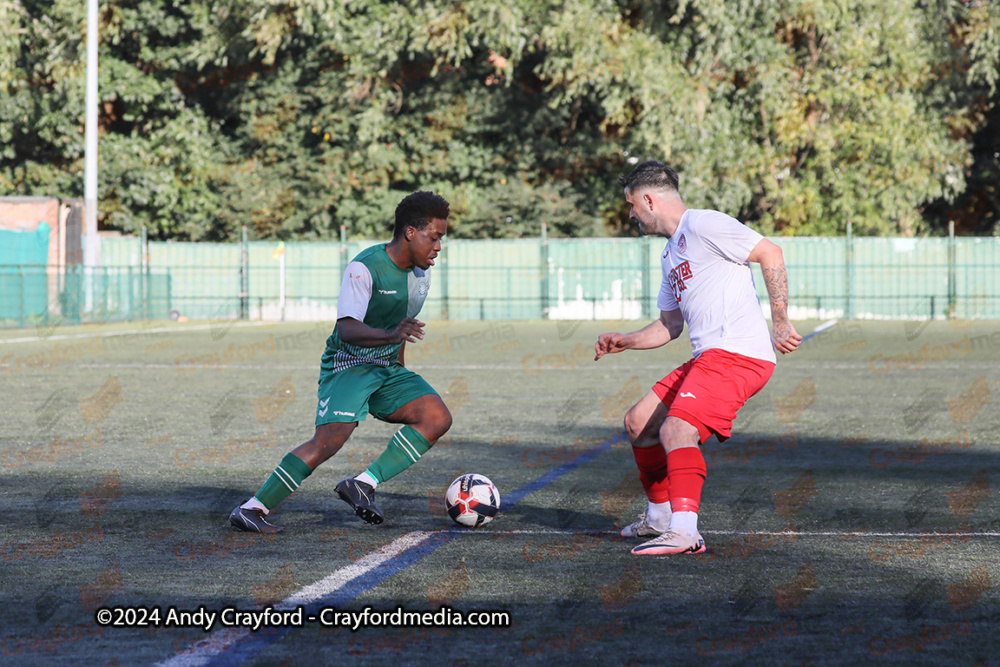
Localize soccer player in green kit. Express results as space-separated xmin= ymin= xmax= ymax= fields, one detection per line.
xmin=230 ymin=191 xmax=453 ymax=533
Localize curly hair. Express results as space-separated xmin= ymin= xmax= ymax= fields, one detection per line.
xmin=393 ymin=191 xmax=450 ymax=239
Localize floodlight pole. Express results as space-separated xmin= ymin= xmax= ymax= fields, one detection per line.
xmin=84 ymin=0 xmax=101 ymax=273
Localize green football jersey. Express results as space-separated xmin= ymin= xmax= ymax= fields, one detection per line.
xmin=322 ymin=244 xmax=431 ymax=372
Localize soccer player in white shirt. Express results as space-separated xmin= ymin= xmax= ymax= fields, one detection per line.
xmin=595 ymin=160 xmax=802 ymax=556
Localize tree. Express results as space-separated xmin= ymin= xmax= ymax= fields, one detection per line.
xmin=2 ymin=0 xmax=997 ymax=240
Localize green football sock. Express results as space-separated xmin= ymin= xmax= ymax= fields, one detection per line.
xmin=254 ymin=453 xmax=313 ymax=510
xmin=365 ymin=425 xmax=433 ymax=484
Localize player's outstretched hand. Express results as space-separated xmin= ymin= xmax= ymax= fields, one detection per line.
xmin=595 ymin=332 xmax=628 ymax=360
xmin=390 ymin=318 xmax=425 ymax=344
xmin=772 ymin=320 xmax=802 ymax=354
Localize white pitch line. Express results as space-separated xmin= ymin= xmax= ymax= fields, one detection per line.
xmin=1 ymin=321 xmax=265 ymax=344
xmin=156 ymin=530 xmax=433 ymax=667
xmin=74 ymin=363 xmax=315 ymax=370
xmin=275 ymin=531 xmax=433 ymax=609
xmin=76 ymin=363 xmax=175 ymax=369
xmin=155 ymin=524 xmax=995 ymax=666
xmin=701 ymin=530 xmax=1000 ymax=538
xmin=35 ymin=361 xmax=1000 ymax=372
xmin=814 ymin=318 xmax=840 ymax=334
xmin=437 ymin=528 xmax=1000 ymax=538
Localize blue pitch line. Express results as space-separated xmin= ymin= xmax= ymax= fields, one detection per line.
xmin=205 ymin=430 xmax=628 ymax=667
xmin=501 ymin=431 xmax=627 ymax=507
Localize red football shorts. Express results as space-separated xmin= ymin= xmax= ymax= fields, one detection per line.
xmin=652 ymin=348 xmax=775 ymax=444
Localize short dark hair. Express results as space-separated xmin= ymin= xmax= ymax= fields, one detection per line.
xmin=618 ymin=160 xmax=680 ymax=194
xmin=393 ymin=191 xmax=450 ymax=239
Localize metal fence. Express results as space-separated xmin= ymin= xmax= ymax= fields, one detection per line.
xmin=0 ymin=265 xmax=173 ymax=328
xmin=2 ymin=229 xmax=999 ymax=328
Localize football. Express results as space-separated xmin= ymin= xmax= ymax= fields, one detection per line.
xmin=445 ymin=474 xmax=500 ymax=527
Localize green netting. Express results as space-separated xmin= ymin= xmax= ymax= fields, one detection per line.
xmin=58 ymin=266 xmax=173 ymax=324
xmin=5 ymin=234 xmax=999 ymax=328
xmin=0 ymin=223 xmax=50 ymax=325
xmin=94 ymin=235 xmax=1000 ymax=322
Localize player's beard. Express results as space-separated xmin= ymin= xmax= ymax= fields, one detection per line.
xmin=635 ymin=215 xmax=653 ymax=236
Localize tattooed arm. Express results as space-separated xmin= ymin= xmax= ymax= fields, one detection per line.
xmin=747 ymin=240 xmax=802 ymax=354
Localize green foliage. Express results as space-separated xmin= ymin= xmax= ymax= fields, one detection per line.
xmin=1 ymin=0 xmax=997 ymax=240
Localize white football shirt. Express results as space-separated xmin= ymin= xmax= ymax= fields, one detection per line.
xmin=657 ymin=209 xmax=776 ymax=363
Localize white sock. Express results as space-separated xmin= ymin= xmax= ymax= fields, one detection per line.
xmin=670 ymin=511 xmax=699 ymax=535
xmin=355 ymin=471 xmax=379 ymax=489
xmin=240 ymin=497 xmax=269 ymax=514
xmin=646 ymin=500 xmax=672 ymax=530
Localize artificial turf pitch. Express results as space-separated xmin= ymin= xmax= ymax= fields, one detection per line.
xmin=0 ymin=318 xmax=997 ymax=665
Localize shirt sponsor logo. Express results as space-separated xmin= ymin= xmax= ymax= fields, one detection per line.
xmin=668 ymin=260 xmax=693 ymax=302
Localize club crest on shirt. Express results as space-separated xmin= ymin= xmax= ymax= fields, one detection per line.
xmin=678 ymin=234 xmax=687 ymax=253
xmin=418 ymin=281 xmax=429 ymax=297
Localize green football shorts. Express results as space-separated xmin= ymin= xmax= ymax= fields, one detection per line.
xmin=315 ymin=363 xmax=437 ymax=425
